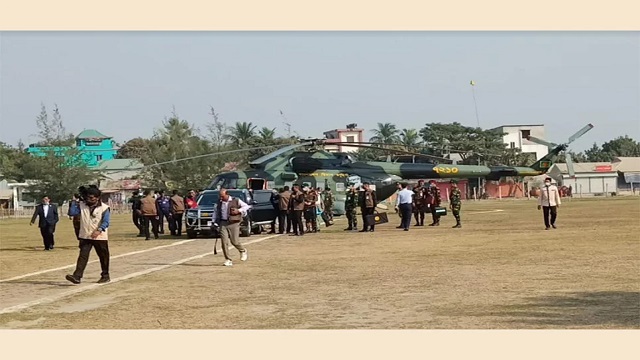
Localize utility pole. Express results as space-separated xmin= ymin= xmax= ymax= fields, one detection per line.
xmin=470 ymin=80 xmax=480 ymax=128
xmin=280 ymin=109 xmax=292 ymax=138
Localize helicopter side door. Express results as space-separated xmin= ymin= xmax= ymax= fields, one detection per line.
xmin=247 ymin=178 xmax=266 ymax=190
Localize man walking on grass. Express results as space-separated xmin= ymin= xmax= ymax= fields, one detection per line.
xmin=212 ymin=188 xmax=251 ymax=266
xmin=538 ymin=177 xmax=561 ymax=230
xmin=65 ymin=187 xmax=111 ymax=284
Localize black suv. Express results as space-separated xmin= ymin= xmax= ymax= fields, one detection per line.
xmin=184 ymin=189 xmax=278 ymax=238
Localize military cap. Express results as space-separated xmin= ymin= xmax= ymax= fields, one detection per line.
xmin=450 ymin=179 xmax=458 ymax=184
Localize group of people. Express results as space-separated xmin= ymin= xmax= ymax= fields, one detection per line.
xmin=267 ymin=184 xmax=336 ymax=236
xmin=24 ymin=175 xmax=563 ymax=281
xmin=129 ymin=189 xmax=199 ymax=240
xmin=394 ymin=179 xmax=462 ymax=231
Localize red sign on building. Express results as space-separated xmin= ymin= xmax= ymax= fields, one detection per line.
xmin=594 ymin=165 xmax=613 ymax=172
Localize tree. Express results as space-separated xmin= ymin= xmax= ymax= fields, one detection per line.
xmin=34 ymin=103 xmax=74 ymax=146
xmin=399 ymin=129 xmax=421 ymax=150
xmin=22 ymin=105 xmax=98 ymax=204
xmin=601 ymin=135 xmax=640 ymax=158
xmin=225 ymin=121 xmax=257 ymax=147
xmin=419 ymin=122 xmax=507 ymax=165
xmin=584 ymin=143 xmax=610 ymax=162
xmin=369 ymin=122 xmax=401 ymax=145
xmin=116 ymin=137 xmax=150 ymax=159
xmin=140 ymin=111 xmax=220 ymax=191
xmin=206 ymin=106 xmax=228 ymax=151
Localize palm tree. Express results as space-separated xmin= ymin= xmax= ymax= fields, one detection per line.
xmin=369 ymin=122 xmax=400 ymax=145
xmin=399 ymin=129 xmax=421 ymax=150
xmin=258 ymin=127 xmax=276 ymax=142
xmin=225 ymin=122 xmax=257 ymax=146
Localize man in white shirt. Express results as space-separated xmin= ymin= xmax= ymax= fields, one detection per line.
xmin=394 ymin=183 xmax=414 ymax=231
xmin=537 ymin=177 xmax=562 ymax=230
xmin=213 ymin=188 xmax=251 ymax=266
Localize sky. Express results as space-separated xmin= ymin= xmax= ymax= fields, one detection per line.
xmin=1 ymin=31 xmax=638 ymax=152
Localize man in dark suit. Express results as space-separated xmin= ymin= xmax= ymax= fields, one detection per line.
xmin=30 ymin=196 xmax=60 ymax=250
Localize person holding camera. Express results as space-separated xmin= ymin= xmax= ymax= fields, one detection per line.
xmin=65 ymin=186 xmax=111 ymax=284
xmin=68 ymin=193 xmax=81 ymax=239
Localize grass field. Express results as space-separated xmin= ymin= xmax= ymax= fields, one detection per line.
xmin=0 ymin=196 xmax=638 ymax=329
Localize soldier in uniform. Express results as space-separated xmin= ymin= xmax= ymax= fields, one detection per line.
xmin=303 ymin=187 xmax=318 ymax=233
xmin=427 ymin=180 xmax=442 ymax=226
xmin=322 ymin=187 xmax=334 ymax=221
xmin=344 ymin=184 xmax=359 ymax=231
xmin=412 ymin=179 xmax=427 ymax=226
xmin=449 ymin=179 xmax=462 ymax=228
xmin=359 ymin=182 xmax=377 ymax=232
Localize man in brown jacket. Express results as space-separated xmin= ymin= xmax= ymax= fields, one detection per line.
xmin=360 ymin=182 xmax=377 ymax=232
xmin=170 ymin=190 xmax=185 ymax=236
xmin=289 ymin=184 xmax=306 ymax=236
xmin=140 ymin=190 xmax=160 ymax=240
xmin=278 ymin=186 xmax=292 ymax=234
xmin=305 ymin=187 xmax=320 ymax=233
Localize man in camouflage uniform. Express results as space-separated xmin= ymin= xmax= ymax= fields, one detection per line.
xmin=322 ymin=187 xmax=334 ymax=221
xmin=412 ymin=179 xmax=427 ymax=226
xmin=449 ymin=179 xmax=462 ymax=228
xmin=344 ymin=184 xmax=358 ymax=231
xmin=427 ymin=180 xmax=442 ymax=226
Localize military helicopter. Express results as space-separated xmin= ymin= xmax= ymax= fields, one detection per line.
xmin=203 ymin=124 xmax=594 ymax=215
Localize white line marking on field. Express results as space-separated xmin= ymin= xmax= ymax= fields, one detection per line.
xmin=0 ymin=234 xmax=280 ymax=315
xmin=466 ymin=209 xmax=505 ymax=215
xmin=0 ymin=239 xmax=197 ymax=283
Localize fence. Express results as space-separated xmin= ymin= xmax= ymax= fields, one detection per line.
xmin=0 ymin=203 xmax=130 ymax=220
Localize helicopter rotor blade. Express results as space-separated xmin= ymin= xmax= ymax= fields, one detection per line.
xmin=141 ymin=143 xmax=294 ymax=169
xmin=565 ymin=150 xmax=576 ymax=178
xmin=567 ymin=123 xmax=594 ymax=145
xmin=526 ymin=136 xmax=557 ymax=149
xmin=326 ymin=141 xmax=453 ymax=163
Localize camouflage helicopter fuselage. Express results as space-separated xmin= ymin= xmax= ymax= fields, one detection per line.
xmin=205 ymin=143 xmax=561 ymax=216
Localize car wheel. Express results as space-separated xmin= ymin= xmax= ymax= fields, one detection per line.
xmin=240 ymin=220 xmax=251 ymax=237
xmin=252 ymin=225 xmax=262 ymax=235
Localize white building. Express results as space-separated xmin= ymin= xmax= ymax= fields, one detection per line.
xmin=548 ymin=162 xmax=618 ymax=195
xmin=492 ymin=124 xmax=549 ymax=160
xmin=323 ymin=125 xmax=365 ymax=153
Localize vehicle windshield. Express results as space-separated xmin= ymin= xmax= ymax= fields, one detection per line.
xmin=197 ymin=192 xmax=219 ymax=206
xmin=197 ymin=190 xmax=246 ymax=206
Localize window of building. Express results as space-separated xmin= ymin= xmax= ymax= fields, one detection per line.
xmin=521 ymin=130 xmax=531 ymax=139
xmin=510 ymin=142 xmax=516 ymax=149
xmin=346 ymin=136 xmax=355 ymax=143
xmin=96 ymin=155 xmax=103 ymax=161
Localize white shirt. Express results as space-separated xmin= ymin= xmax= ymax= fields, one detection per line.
xmin=538 ymin=184 xmax=562 ymax=207
xmin=396 ymin=189 xmax=414 ymax=206
xmin=216 ymin=196 xmax=250 ymax=221
xmin=43 ymin=204 xmax=50 ymax=217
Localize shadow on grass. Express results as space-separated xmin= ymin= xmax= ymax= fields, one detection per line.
xmin=486 ymin=291 xmax=640 ymax=328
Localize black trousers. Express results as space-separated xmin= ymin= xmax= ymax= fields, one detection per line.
xmin=278 ymin=210 xmax=290 ymax=234
xmin=430 ymin=205 xmax=441 ymax=224
xmin=132 ymin=212 xmax=143 ymax=234
xmin=142 ymin=215 xmax=159 ymax=239
xmin=171 ymin=213 xmax=183 ymax=236
xmin=414 ymin=205 xmax=426 ymax=225
xmin=40 ymin=224 xmax=56 ymax=250
xmin=399 ymin=203 xmax=413 ymax=230
xmin=73 ymin=238 xmax=110 ymax=279
xmin=361 ymin=207 xmax=375 ymax=231
xmin=157 ymin=211 xmax=172 ymax=233
xmin=543 ymin=206 xmax=557 ymax=228
xmin=291 ymin=210 xmax=304 ymax=235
